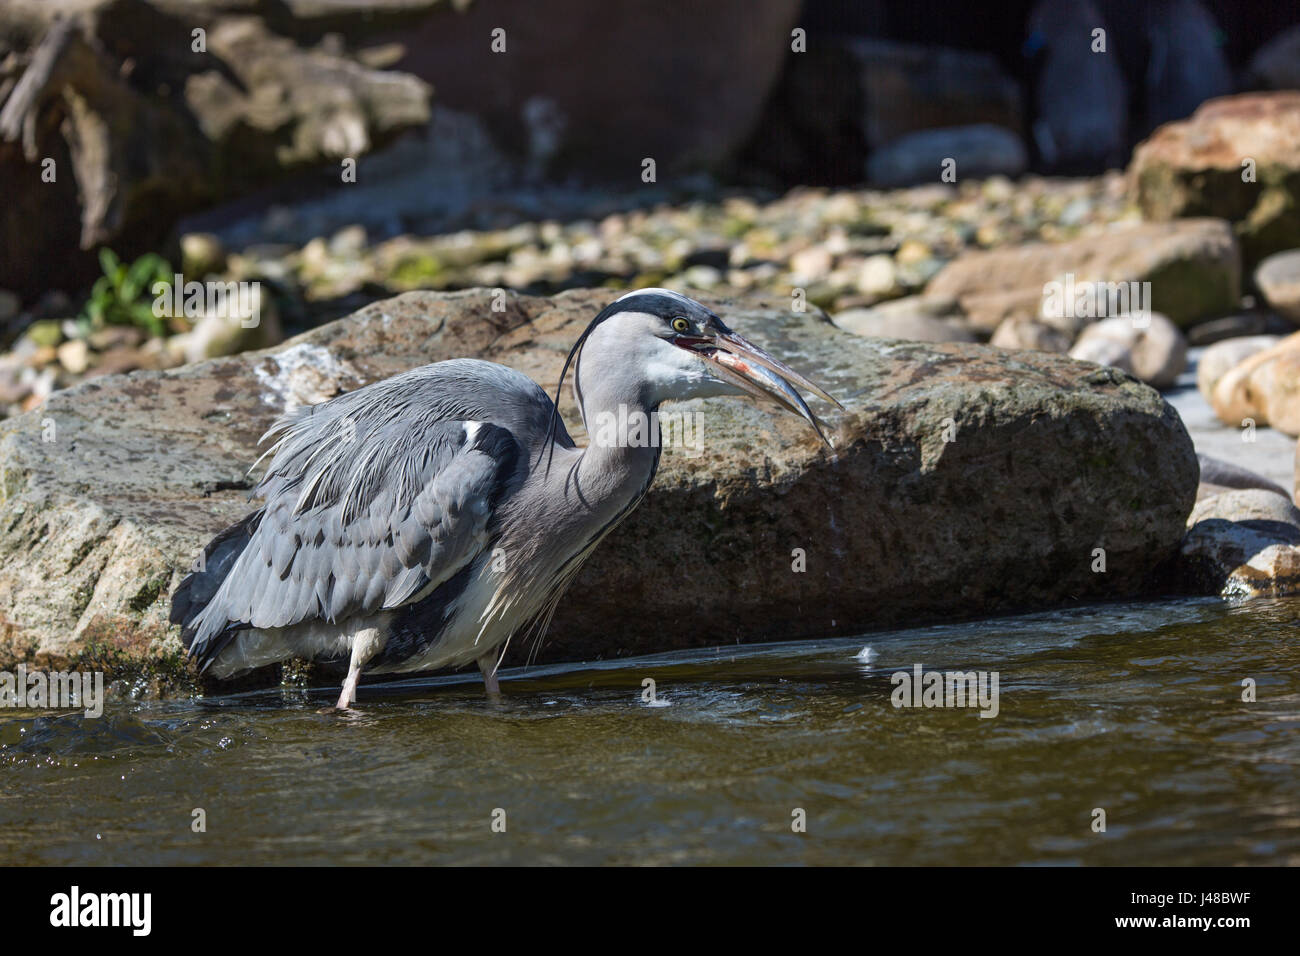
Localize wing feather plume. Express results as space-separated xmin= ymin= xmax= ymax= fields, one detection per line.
xmin=181 ymin=361 xmax=532 ymax=672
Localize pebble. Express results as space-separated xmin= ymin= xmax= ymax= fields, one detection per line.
xmin=180 ymin=232 xmax=227 ymax=278
xmin=855 ymin=255 xmax=899 ymax=299
xmin=56 ymin=340 xmax=90 ymax=375
xmin=0 ymin=172 xmax=1148 ymax=418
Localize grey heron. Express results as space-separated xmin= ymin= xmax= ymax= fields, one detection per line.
xmin=170 ymin=289 xmax=840 ymax=708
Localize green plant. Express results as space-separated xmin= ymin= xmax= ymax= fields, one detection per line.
xmin=80 ymin=248 xmax=174 ymax=338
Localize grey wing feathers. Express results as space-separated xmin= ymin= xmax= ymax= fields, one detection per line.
xmin=182 ymin=361 xmax=527 ymax=671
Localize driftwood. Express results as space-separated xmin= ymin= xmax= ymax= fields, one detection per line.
xmin=0 ymin=0 xmax=434 ymax=297
xmin=0 ymin=18 xmax=81 ymax=159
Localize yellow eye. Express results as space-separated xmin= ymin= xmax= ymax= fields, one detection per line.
xmin=671 ymin=317 xmax=690 ymax=333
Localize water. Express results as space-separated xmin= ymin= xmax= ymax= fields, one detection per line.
xmin=2 ymin=597 xmax=1298 ymax=865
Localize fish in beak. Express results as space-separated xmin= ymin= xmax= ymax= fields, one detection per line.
xmin=674 ymin=323 xmax=844 ymax=447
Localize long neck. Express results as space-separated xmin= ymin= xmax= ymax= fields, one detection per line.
xmin=485 ymin=357 xmax=662 ymax=638
xmin=565 ymin=353 xmax=661 ymax=522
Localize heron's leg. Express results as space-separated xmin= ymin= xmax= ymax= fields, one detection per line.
xmin=477 ymin=649 xmax=502 ymax=698
xmin=337 ymin=627 xmax=384 ymax=709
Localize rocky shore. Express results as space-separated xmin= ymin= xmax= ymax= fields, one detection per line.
xmin=0 ymin=288 xmax=1201 ymax=695
xmin=0 ymin=172 xmax=1135 ymax=416
xmin=1 ymin=63 xmax=1299 ymax=695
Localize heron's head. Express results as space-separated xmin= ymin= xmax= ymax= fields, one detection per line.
xmin=563 ymin=288 xmax=842 ymax=444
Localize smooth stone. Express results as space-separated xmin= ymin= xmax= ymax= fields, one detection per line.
xmin=1190 ymin=489 xmax=1300 ymax=534
xmin=1245 ymin=350 xmax=1300 ymax=437
xmin=790 ymin=245 xmax=833 ymax=283
xmin=1254 ymin=249 xmax=1300 ymax=322
xmin=1180 ymin=489 xmax=1300 ymax=599
xmin=55 ymin=340 xmax=90 ymax=376
xmin=328 ymin=224 xmax=368 ymax=258
xmin=1196 ymin=335 xmax=1280 ymax=403
xmin=180 ymin=233 xmax=227 ymax=279
xmin=1210 ymin=331 xmax=1300 ymax=437
xmin=895 ymin=240 xmax=933 ymax=267
xmin=1067 ymin=312 xmax=1187 ymax=389
xmin=854 ymin=254 xmax=900 ymax=299
xmin=1067 ymin=334 xmax=1129 ymax=370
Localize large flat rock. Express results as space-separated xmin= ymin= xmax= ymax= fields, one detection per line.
xmin=0 ymin=289 xmax=1198 ymax=691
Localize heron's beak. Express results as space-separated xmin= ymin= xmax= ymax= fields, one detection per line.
xmin=677 ymin=329 xmax=843 ymax=447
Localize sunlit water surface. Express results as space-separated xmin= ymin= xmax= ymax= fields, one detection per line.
xmin=2 ymin=596 xmax=1298 ymax=865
